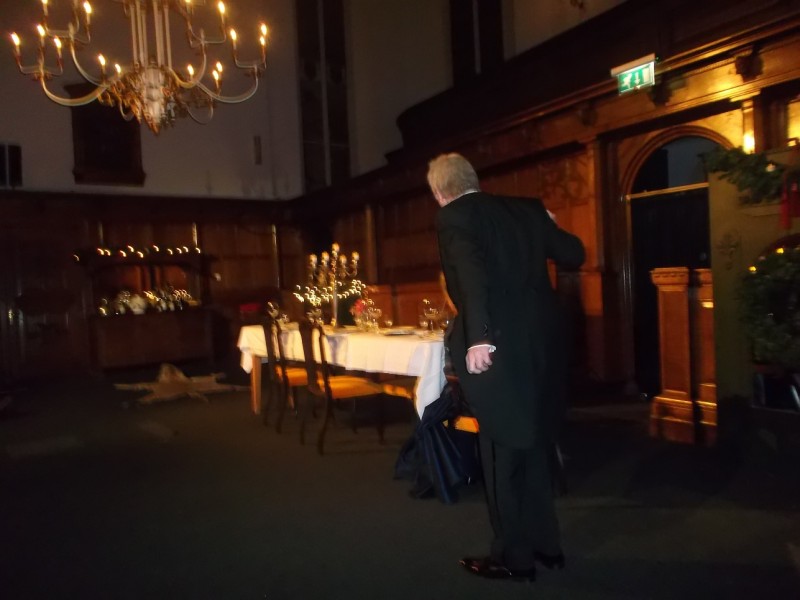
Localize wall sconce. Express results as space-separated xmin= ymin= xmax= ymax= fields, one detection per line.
xmin=743 ymin=131 xmax=756 ymax=154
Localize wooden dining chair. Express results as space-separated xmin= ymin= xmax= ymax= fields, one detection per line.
xmin=260 ymin=314 xmax=308 ymax=433
xmin=298 ymin=318 xmax=386 ymax=455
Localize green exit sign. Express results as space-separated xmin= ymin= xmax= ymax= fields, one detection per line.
xmin=610 ymin=54 xmax=656 ymax=95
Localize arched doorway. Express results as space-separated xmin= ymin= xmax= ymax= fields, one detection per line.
xmin=625 ymin=134 xmax=725 ymax=397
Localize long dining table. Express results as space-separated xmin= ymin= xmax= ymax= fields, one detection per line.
xmin=237 ymin=324 xmax=447 ymax=417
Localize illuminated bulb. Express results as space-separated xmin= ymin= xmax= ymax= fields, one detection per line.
xmin=218 ymin=1 xmax=225 ymax=16
xmin=743 ymin=131 xmax=755 ymax=154
xmin=212 ymin=70 xmax=220 ymax=82
xmin=749 ymin=265 xmax=757 ymax=272
xmin=54 ymin=37 xmax=62 ymax=54
xmin=230 ymin=29 xmax=237 ymax=43
xmin=11 ymin=32 xmax=20 ymax=47
xmin=127 ymin=245 xmax=134 ymax=252
xmin=187 ymin=64 xmax=194 ymax=77
xmin=97 ymin=54 xmax=106 ymax=67
xmin=37 ymin=24 xmax=46 ymax=38
xmin=215 ymin=61 xmax=223 ymax=73
xmin=114 ymin=63 xmax=121 ymax=74
xmin=777 ymin=247 xmax=785 ymax=254
xmin=261 ymin=23 xmax=268 ymax=36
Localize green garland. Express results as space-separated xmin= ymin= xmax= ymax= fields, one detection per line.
xmin=739 ymin=246 xmax=800 ymax=369
xmin=703 ymin=146 xmax=786 ymax=204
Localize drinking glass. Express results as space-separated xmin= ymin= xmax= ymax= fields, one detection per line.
xmin=423 ymin=306 xmax=440 ymax=331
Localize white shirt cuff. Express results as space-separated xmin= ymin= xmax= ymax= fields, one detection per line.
xmin=468 ymin=343 xmax=496 ymax=352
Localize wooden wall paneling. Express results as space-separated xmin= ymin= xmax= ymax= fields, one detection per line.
xmin=515 ymin=163 xmax=542 ymax=198
xmin=9 ymin=220 xmax=91 ymax=378
xmin=102 ymin=220 xmax=154 ymax=249
xmin=278 ymin=225 xmax=308 ymax=293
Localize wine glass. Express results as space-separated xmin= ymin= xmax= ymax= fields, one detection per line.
xmin=423 ymin=305 xmax=440 ymax=331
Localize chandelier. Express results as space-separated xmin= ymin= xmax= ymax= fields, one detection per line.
xmin=10 ymin=1 xmax=268 ymax=133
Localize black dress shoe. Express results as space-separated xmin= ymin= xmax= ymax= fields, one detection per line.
xmin=459 ymin=557 xmax=536 ymax=582
xmin=534 ymin=551 xmax=566 ymax=570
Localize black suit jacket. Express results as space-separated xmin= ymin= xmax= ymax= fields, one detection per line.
xmin=436 ymin=192 xmax=585 ymax=449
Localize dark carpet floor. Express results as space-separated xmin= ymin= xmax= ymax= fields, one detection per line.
xmin=1 ymin=373 xmax=799 ymax=600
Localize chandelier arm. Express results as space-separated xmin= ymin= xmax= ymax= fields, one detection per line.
xmin=118 ymin=104 xmax=136 ymax=121
xmin=39 ymin=79 xmax=108 ymax=107
xmin=69 ymin=42 xmax=103 ymax=86
xmin=195 ymin=74 xmax=260 ymax=104
xmin=44 ymin=16 xmax=90 ymax=46
xmin=186 ymin=104 xmax=215 ymax=125
xmin=234 ymin=56 xmax=266 ymax=70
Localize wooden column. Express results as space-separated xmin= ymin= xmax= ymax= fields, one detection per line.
xmin=690 ymin=268 xmax=717 ymax=444
xmin=649 ymin=267 xmax=693 ymax=443
xmin=649 ymin=267 xmax=717 ymax=445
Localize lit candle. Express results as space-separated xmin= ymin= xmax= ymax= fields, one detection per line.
xmin=309 ymin=254 xmax=317 ymax=266
xmin=83 ymin=2 xmax=92 ymax=26
xmin=42 ymin=0 xmax=49 ymax=17
xmin=114 ymin=63 xmax=121 ymax=75
xmin=215 ymin=61 xmax=223 ymax=73
xmin=187 ymin=64 xmax=195 ymax=78
xmin=97 ymin=53 xmax=106 ymax=75
xmin=339 ymin=255 xmax=347 ymax=266
xmin=11 ymin=33 xmax=21 ymax=57
xmin=37 ymin=24 xmax=46 ymax=47
xmin=351 ymin=251 xmax=359 ymax=262
xmin=229 ymin=28 xmax=237 ymax=49
xmin=54 ymin=37 xmax=62 ymax=59
xmin=217 ymin=1 xmax=226 ymax=23
xmin=321 ymin=252 xmax=329 ymax=265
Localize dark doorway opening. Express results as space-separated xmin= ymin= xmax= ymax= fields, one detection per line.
xmin=629 ymin=136 xmax=720 ymax=397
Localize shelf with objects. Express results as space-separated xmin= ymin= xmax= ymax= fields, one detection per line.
xmin=75 ymin=245 xmax=214 ymax=370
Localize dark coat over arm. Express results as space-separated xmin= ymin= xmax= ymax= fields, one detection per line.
xmin=437 ymin=192 xmax=585 ymax=449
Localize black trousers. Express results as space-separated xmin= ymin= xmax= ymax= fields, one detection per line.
xmin=478 ymin=432 xmax=561 ymax=570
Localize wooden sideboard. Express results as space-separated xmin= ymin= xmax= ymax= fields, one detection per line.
xmin=90 ymin=309 xmax=213 ymax=370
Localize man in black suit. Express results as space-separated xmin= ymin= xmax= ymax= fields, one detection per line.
xmin=429 ymin=153 xmax=585 ymax=582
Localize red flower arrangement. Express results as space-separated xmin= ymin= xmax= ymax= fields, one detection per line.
xmin=350 ymin=298 xmax=366 ymax=317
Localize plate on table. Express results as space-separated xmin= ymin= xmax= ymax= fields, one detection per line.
xmin=380 ymin=328 xmax=416 ymax=336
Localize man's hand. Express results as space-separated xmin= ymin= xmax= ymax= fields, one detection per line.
xmin=466 ymin=345 xmax=493 ymax=375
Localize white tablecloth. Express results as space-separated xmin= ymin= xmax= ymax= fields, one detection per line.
xmin=237 ymin=325 xmax=446 ymax=416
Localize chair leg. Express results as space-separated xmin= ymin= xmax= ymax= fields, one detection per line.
xmin=261 ymin=380 xmax=274 ymax=427
xmin=275 ymin=381 xmax=289 ymax=434
xmin=317 ymin=397 xmax=334 ymax=455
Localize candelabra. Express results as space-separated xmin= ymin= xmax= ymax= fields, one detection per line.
xmin=293 ymin=243 xmax=363 ymax=326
